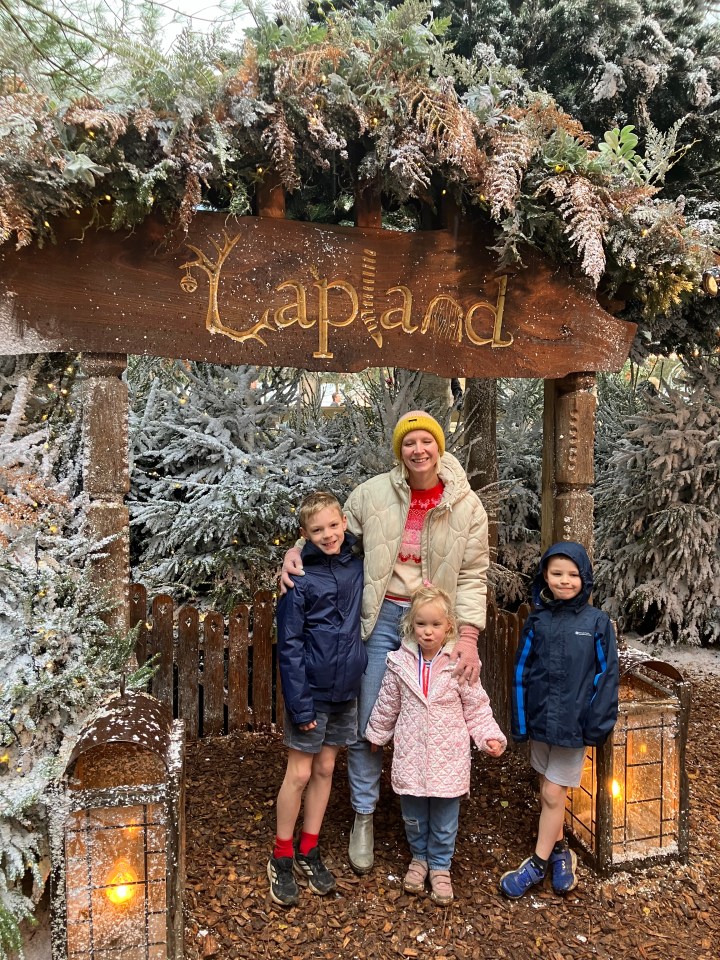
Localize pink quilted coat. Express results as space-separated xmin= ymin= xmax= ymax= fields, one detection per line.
xmin=365 ymin=640 xmax=507 ymax=798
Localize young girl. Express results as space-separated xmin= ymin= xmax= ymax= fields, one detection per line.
xmin=365 ymin=584 xmax=506 ymax=904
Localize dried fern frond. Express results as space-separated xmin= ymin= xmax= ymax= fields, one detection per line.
xmin=225 ymin=40 xmax=261 ymax=97
xmin=538 ymin=174 xmax=608 ymax=285
xmin=483 ymin=127 xmax=537 ymax=219
xmin=132 ymin=107 xmax=157 ymax=140
xmin=510 ymin=97 xmax=593 ymax=146
xmin=0 ymin=91 xmax=48 ymax=126
xmin=272 ymin=45 xmax=344 ymax=97
xmin=178 ymin=171 xmax=202 ymax=233
xmin=63 ymin=101 xmax=127 ymax=145
xmin=261 ymin=106 xmax=301 ymax=191
xmin=0 ymin=183 xmax=34 ymax=249
xmin=403 ymin=76 xmax=483 ymax=183
xmin=387 ymin=131 xmax=433 ymax=199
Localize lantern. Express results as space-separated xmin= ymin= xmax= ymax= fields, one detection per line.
xmin=50 ymin=690 xmax=185 ymax=960
xmin=565 ymin=655 xmax=690 ymax=874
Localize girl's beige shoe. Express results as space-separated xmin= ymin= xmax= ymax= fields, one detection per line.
xmin=403 ymin=858 xmax=428 ymax=894
xmin=429 ymin=869 xmax=453 ymax=905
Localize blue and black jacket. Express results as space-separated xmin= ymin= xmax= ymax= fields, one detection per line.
xmin=276 ymin=533 xmax=367 ymax=727
xmin=511 ymin=542 xmax=619 ymax=748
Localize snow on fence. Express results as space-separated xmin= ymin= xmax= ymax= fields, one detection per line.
xmin=130 ymin=583 xmax=529 ymax=741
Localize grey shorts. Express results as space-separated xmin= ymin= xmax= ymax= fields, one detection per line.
xmin=283 ymin=701 xmax=358 ymax=754
xmin=530 ymin=740 xmax=586 ymax=788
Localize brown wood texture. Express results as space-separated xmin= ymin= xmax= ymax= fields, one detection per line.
xmin=129 ymin=582 xmax=148 ymax=665
xmin=202 ymin=612 xmax=225 ymax=737
xmin=132 ymin=587 xmax=529 ymax=741
xmin=82 ymin=375 xmax=130 ymax=496
xmin=0 ymin=214 xmax=635 ymax=377
xmin=252 ymin=590 xmax=274 ymax=729
xmin=228 ymin=605 xmax=250 ymax=733
xmin=151 ymin=594 xmax=175 ymax=709
xmin=178 ymin=605 xmax=200 ymax=738
xmin=84 ymin=501 xmax=129 ymax=632
xmin=541 ymin=378 xmax=556 ymax=553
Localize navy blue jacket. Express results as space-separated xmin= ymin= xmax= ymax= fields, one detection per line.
xmin=276 ymin=534 xmax=367 ymax=726
xmin=511 ymin=542 xmax=619 ymax=748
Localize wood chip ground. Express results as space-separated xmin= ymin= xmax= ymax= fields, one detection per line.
xmin=184 ymin=674 xmax=719 ymax=960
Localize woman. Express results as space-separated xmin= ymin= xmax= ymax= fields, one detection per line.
xmin=281 ymin=410 xmax=489 ymax=873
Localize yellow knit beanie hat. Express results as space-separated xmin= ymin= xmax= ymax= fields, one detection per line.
xmin=392 ymin=410 xmax=446 ymax=460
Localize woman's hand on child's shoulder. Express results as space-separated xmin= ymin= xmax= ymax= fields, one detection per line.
xmin=485 ymin=738 xmax=505 ymax=758
xmin=279 ymin=546 xmax=304 ymax=594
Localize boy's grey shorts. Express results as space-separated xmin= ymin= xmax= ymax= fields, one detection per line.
xmin=530 ymin=739 xmax=586 ymax=788
xmin=283 ymin=701 xmax=358 ymax=754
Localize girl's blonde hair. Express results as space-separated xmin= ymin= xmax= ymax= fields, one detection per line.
xmin=400 ymin=583 xmax=457 ymax=643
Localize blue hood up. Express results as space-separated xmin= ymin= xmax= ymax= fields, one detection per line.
xmin=532 ymin=541 xmax=593 ymax=610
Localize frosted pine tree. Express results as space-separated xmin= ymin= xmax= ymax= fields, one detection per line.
xmin=595 ymin=359 xmax=720 ymax=644
xmin=130 ymin=362 xmax=357 ymax=606
xmin=0 ymin=361 xmax=140 ymax=957
xmin=128 ymin=361 xmax=450 ymax=607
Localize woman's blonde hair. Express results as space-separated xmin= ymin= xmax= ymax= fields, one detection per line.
xmin=400 ymin=583 xmax=457 ymax=643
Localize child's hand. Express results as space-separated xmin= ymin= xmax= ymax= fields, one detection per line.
xmin=485 ymin=738 xmax=505 ymax=757
xmin=298 ymin=720 xmax=317 ymax=732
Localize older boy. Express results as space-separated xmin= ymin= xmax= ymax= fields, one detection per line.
xmin=268 ymin=492 xmax=367 ymax=907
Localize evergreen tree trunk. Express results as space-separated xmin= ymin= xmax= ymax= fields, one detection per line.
xmin=463 ymin=377 xmax=498 ymax=559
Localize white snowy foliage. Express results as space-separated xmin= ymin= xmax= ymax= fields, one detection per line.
xmin=0 ymin=362 xmax=141 ymax=956
xmin=595 ymin=361 xmax=720 ymax=645
xmin=128 ymin=361 xmax=448 ymax=607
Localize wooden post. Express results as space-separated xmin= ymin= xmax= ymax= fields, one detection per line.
xmin=463 ymin=377 xmax=498 ymax=559
xmin=545 ymin=372 xmax=597 ymax=554
xmin=354 ymin=180 xmax=382 ymax=228
xmin=81 ymin=352 xmax=130 ymax=636
xmin=256 ymin=170 xmax=286 ymax=219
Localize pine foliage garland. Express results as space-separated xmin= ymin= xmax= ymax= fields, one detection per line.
xmin=0 ymin=0 xmax=716 ymax=355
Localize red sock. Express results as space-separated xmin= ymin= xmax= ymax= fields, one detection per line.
xmin=299 ymin=831 xmax=319 ymax=855
xmin=273 ymin=836 xmax=294 ymax=860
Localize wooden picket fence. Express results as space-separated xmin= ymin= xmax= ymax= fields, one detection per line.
xmin=130 ymin=582 xmax=530 ymax=741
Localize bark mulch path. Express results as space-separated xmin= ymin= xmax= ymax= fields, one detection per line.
xmin=184 ymin=672 xmax=719 ymax=960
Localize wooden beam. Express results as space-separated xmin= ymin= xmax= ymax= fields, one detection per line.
xmin=552 ymin=371 xmax=597 ymax=555
xmin=0 ymin=214 xmax=636 ymax=377
xmin=354 ymin=181 xmax=382 ymax=228
xmin=541 ymin=379 xmax=556 ymax=553
xmin=256 ymin=171 xmax=286 ymax=219
xmin=81 ymin=352 xmax=129 ymax=636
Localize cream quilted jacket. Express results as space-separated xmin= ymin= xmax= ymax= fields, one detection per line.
xmin=343 ymin=452 xmax=489 ymax=640
xmin=365 ymin=639 xmax=506 ymax=798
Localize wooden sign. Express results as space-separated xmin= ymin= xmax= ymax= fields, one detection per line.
xmin=0 ymin=214 xmax=635 ymax=377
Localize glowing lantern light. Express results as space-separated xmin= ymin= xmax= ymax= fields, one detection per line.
xmin=50 ymin=690 xmax=185 ymax=960
xmin=565 ymin=654 xmax=690 ymax=874
xmin=105 ymin=859 xmax=139 ymax=905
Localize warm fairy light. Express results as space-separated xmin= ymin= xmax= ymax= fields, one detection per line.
xmin=639 ymin=742 xmax=647 ymax=755
xmin=611 ymin=779 xmax=622 ymax=798
xmin=104 ymin=859 xmax=138 ymax=906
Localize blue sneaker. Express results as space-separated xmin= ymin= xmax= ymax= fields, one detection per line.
xmin=499 ymin=856 xmax=546 ymax=898
xmin=549 ymin=845 xmax=577 ymax=893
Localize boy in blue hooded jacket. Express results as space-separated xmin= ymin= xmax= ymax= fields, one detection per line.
xmin=268 ymin=491 xmax=367 ymax=907
xmin=499 ymin=541 xmax=618 ymax=899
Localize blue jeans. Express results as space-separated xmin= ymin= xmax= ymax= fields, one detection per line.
xmin=347 ymin=600 xmax=404 ymax=814
xmin=400 ymin=795 xmax=461 ymax=870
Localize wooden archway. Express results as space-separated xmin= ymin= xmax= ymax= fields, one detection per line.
xmin=0 ymin=182 xmax=636 ymax=630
